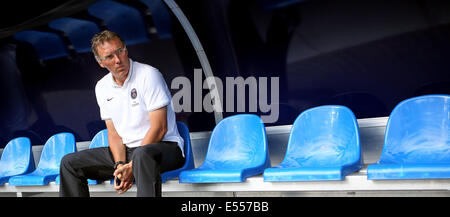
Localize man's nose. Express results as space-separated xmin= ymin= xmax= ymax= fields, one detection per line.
xmin=113 ymin=54 xmax=121 ymax=64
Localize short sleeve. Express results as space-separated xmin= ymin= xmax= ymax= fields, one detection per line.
xmin=142 ymin=68 xmax=171 ymax=112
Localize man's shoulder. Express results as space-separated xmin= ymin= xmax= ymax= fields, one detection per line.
xmin=95 ymin=73 xmax=112 ymax=94
xmin=132 ymin=60 xmax=161 ymax=78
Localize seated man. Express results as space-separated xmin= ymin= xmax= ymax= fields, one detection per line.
xmin=59 ymin=30 xmax=185 ymax=197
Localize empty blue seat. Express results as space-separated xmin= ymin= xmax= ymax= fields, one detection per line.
xmin=0 ymin=137 xmax=35 ymax=185
xmin=161 ymin=122 xmax=195 ymax=183
xmin=49 ymin=17 xmax=101 ymax=53
xmin=13 ymin=30 xmax=69 ymax=60
xmin=139 ymin=0 xmax=172 ymax=39
xmin=88 ymin=0 xmax=150 ymax=45
xmin=8 ymin=133 xmax=76 ymax=186
xmin=367 ymin=95 xmax=450 ymax=180
xmin=179 ymin=114 xmax=271 ymax=183
xmin=264 ymin=105 xmax=362 ymax=181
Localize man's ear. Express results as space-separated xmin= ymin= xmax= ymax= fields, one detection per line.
xmin=97 ymin=60 xmax=106 ymax=68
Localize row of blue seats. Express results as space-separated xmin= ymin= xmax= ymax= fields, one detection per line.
xmin=1 ymin=94 xmax=449 ymax=187
xmin=180 ymin=94 xmax=450 ymax=183
xmin=13 ymin=0 xmax=172 ymax=60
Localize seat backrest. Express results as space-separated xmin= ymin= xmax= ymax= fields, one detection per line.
xmin=88 ymin=0 xmax=149 ymax=45
xmin=176 ymin=121 xmax=194 ymax=169
xmin=139 ymin=0 xmax=172 ymax=38
xmin=89 ymin=129 xmax=109 ymax=149
xmin=161 ymin=121 xmax=195 ymax=183
xmin=0 ymin=137 xmax=35 ymax=176
xmin=202 ymin=114 xmax=270 ymax=169
xmin=379 ymin=95 xmax=450 ymax=164
xmin=13 ymin=30 xmax=69 ymax=60
xmin=37 ymin=133 xmax=76 ymax=172
xmin=49 ymin=17 xmax=101 ymax=53
xmin=284 ymin=105 xmax=361 ymax=167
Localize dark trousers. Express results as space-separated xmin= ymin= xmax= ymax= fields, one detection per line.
xmin=59 ymin=141 xmax=184 ymax=197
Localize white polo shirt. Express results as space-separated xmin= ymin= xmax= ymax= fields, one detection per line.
xmin=95 ymin=58 xmax=184 ymax=157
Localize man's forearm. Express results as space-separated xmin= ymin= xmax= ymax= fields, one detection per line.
xmin=105 ymin=120 xmax=126 ymax=163
xmin=109 ymin=135 xmax=126 ymax=163
xmin=141 ymin=106 xmax=168 ymax=146
xmin=140 ymin=125 xmax=167 ymax=146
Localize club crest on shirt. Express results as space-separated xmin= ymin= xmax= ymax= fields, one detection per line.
xmin=131 ymin=88 xmax=137 ymax=99
xmin=130 ymin=88 xmax=139 ymax=107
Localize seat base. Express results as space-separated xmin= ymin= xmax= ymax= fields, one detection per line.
xmin=263 ymin=166 xmax=345 ymax=181
xmin=367 ymin=163 xmax=450 ymax=180
xmin=8 ymin=173 xmax=58 ymax=186
xmin=180 ymin=169 xmax=251 ymax=183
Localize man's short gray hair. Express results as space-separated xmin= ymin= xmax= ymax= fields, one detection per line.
xmin=91 ymin=30 xmax=125 ymax=60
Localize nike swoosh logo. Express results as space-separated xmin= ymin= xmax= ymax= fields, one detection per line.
xmin=107 ymin=97 xmax=114 ymax=101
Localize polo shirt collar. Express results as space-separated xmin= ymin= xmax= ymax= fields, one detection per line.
xmin=111 ymin=58 xmax=134 ymax=88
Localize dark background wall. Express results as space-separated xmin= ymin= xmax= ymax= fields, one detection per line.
xmin=0 ymin=0 xmax=449 ymax=147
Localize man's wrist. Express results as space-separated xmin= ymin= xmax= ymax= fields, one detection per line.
xmin=114 ymin=161 xmax=126 ymax=170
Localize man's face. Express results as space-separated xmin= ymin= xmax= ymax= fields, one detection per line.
xmin=96 ymin=37 xmax=130 ymax=82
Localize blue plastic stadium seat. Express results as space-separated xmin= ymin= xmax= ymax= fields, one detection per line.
xmin=161 ymin=122 xmax=195 ymax=183
xmin=367 ymin=95 xmax=450 ymax=180
xmin=264 ymin=105 xmax=363 ymax=181
xmin=0 ymin=137 xmax=35 ymax=185
xmin=49 ymin=17 xmax=101 ymax=53
xmin=13 ymin=30 xmax=69 ymax=60
xmin=179 ymin=114 xmax=271 ymax=183
xmin=8 ymin=133 xmax=76 ymax=186
xmin=88 ymin=0 xmax=150 ymax=45
xmin=139 ymin=0 xmax=172 ymax=39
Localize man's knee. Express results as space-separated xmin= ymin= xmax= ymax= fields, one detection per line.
xmin=60 ymin=152 xmax=78 ymax=170
xmin=132 ymin=146 xmax=161 ymax=163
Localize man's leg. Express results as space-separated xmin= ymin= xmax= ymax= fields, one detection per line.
xmin=59 ymin=147 xmax=115 ymax=197
xmin=131 ymin=142 xmax=184 ymax=197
